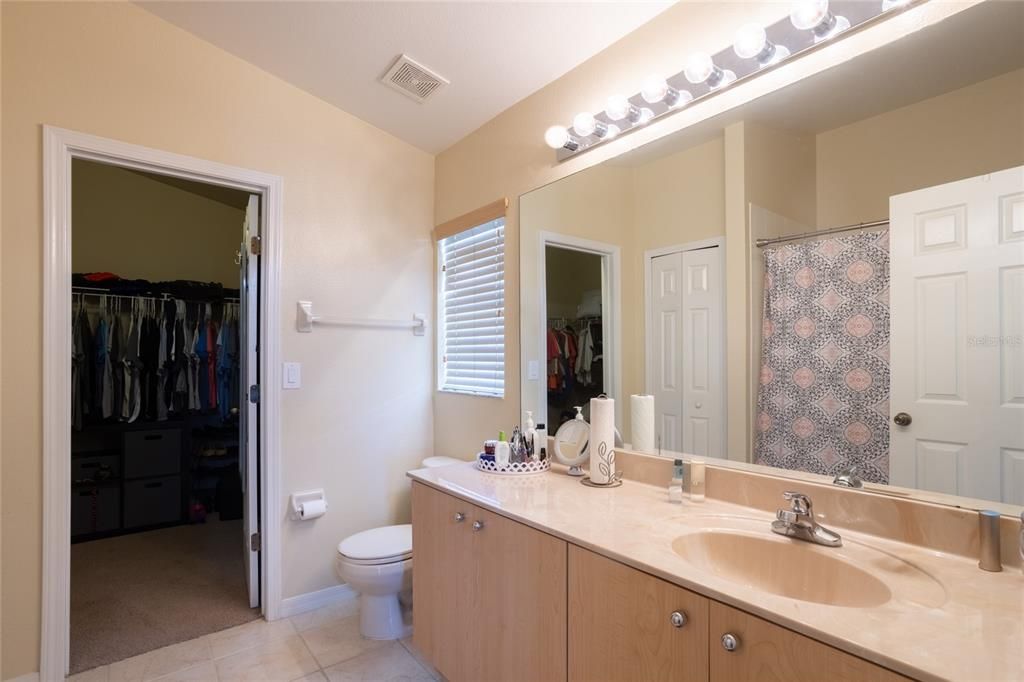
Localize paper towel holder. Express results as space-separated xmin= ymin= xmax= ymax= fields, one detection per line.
xmin=290 ymin=489 xmax=327 ymax=520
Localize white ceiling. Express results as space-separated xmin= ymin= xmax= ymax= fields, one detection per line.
xmin=138 ymin=1 xmax=675 ymax=153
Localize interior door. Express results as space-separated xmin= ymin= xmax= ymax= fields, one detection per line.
xmin=651 ymin=252 xmax=684 ymax=452
xmin=681 ymin=247 xmax=724 ymax=459
xmin=890 ymin=166 xmax=1024 ymax=503
xmin=240 ymin=194 xmax=261 ymax=608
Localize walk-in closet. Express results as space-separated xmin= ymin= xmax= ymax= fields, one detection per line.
xmin=68 ymin=159 xmax=260 ymax=673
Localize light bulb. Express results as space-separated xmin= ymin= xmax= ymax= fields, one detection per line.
xmin=734 ymin=23 xmax=791 ymax=66
xmin=790 ymin=0 xmax=849 ymax=41
xmin=733 ymin=24 xmax=767 ymax=59
xmin=573 ymin=112 xmax=596 ymax=137
xmin=684 ymin=52 xmax=714 ymax=84
xmin=544 ymin=125 xmax=578 ymax=151
xmin=605 ymin=95 xmax=634 ymax=122
xmin=641 ymin=75 xmax=688 ymax=107
xmin=637 ymin=107 xmax=655 ymax=125
xmin=882 ymin=0 xmax=910 ymax=9
xmin=604 ymin=124 xmax=621 ymax=140
xmin=572 ymin=111 xmax=609 ymax=139
xmin=684 ymin=52 xmax=736 ymax=89
xmin=641 ymin=75 xmax=670 ymax=104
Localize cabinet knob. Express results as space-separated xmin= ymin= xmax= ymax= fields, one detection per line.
xmin=669 ymin=611 xmax=687 ymax=628
xmin=721 ymin=633 xmax=740 ymax=652
xmin=454 ymin=512 xmax=466 ymax=522
xmin=472 ymin=520 xmax=485 ymax=531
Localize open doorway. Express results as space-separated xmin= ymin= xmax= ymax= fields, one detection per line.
xmin=538 ymin=234 xmax=621 ymax=434
xmin=67 ymin=159 xmax=261 ymax=673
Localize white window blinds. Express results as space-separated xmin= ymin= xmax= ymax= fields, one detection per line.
xmin=438 ymin=218 xmax=505 ymax=397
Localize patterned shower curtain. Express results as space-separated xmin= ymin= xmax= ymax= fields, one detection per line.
xmin=754 ymin=230 xmax=891 ymax=483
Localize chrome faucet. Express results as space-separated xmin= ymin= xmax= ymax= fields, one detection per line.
xmin=832 ymin=465 xmax=863 ymax=489
xmin=771 ymin=491 xmax=842 ymax=547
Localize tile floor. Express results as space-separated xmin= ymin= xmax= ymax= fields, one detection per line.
xmin=67 ymin=600 xmax=440 ymax=682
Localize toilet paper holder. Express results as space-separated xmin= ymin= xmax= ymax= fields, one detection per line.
xmin=290 ymin=489 xmax=328 ymax=520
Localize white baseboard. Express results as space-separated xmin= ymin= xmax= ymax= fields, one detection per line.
xmin=5 ymin=673 xmax=41 ymax=682
xmin=277 ymin=583 xmax=358 ymax=620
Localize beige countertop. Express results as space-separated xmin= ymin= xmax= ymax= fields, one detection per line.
xmin=408 ymin=463 xmax=1024 ymax=682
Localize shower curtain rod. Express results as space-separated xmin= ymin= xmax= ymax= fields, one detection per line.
xmin=755 ymin=219 xmax=889 ymax=248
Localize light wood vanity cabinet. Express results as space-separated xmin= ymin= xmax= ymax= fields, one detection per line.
xmin=569 ymin=546 xmax=709 ymax=682
xmin=708 ymin=602 xmax=911 ymax=682
xmin=413 ymin=483 xmax=910 ymax=682
xmin=411 ymin=483 xmax=567 ymax=682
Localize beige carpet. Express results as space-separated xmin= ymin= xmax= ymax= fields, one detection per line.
xmin=70 ymin=517 xmax=259 ymax=674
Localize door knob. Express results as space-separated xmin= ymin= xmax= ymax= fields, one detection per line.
xmin=454 ymin=512 xmax=465 ymax=522
xmin=893 ymin=412 xmax=912 ymax=427
xmin=669 ymin=611 xmax=687 ymax=628
xmin=472 ymin=520 xmax=485 ymax=531
xmin=721 ymin=633 xmax=740 ymax=652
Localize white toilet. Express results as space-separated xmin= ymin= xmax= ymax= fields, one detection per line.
xmin=335 ymin=455 xmax=463 ymax=640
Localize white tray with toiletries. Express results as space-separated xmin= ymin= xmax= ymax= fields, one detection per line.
xmin=475 ymin=453 xmax=550 ymax=476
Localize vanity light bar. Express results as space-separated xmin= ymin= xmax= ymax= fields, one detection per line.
xmin=545 ymin=0 xmax=917 ymax=159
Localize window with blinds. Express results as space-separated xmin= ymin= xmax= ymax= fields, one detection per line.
xmin=438 ymin=217 xmax=505 ymax=397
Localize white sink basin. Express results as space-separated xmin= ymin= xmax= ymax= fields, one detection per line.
xmin=666 ymin=516 xmax=947 ymax=609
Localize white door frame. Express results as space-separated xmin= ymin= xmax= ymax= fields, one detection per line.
xmin=537 ymin=231 xmax=622 ymax=431
xmin=42 ymin=126 xmax=284 ymax=679
xmin=643 ymin=237 xmax=727 ymax=454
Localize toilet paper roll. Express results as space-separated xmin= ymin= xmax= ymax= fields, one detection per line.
xmin=630 ymin=395 xmax=655 ymax=453
xmin=299 ymin=499 xmax=327 ymax=520
xmin=589 ymin=396 xmax=616 ymax=485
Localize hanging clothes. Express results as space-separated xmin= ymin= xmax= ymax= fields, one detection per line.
xmin=73 ymin=285 xmax=241 ymax=426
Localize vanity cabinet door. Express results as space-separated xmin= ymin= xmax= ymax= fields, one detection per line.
xmin=411 ymin=482 xmax=475 ymax=681
xmin=709 ymin=602 xmax=911 ymax=682
xmin=411 ymin=483 xmax=568 ymax=682
xmin=470 ymin=503 xmax=568 ymax=682
xmin=568 ymin=546 xmax=709 ymax=682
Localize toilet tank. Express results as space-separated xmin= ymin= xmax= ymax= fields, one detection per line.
xmin=421 ymin=456 xmax=464 ymax=468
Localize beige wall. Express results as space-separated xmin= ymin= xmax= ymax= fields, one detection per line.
xmin=519 ymin=138 xmax=725 ymax=442
xmin=816 ymin=68 xmax=1024 ymax=227
xmin=1 ymin=3 xmax=434 ymax=677
xmin=72 ymin=160 xmax=246 ymax=287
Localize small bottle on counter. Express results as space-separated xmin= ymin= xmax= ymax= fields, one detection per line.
xmin=689 ymin=459 xmax=705 ymax=502
xmin=535 ymin=423 xmax=547 ymax=461
xmin=668 ymin=459 xmax=684 ymax=503
xmin=495 ymin=431 xmax=510 ymax=469
xmin=524 ymin=411 xmax=537 ymax=458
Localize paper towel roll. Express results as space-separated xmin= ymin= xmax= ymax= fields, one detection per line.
xmin=630 ymin=395 xmax=655 ymax=453
xmin=589 ymin=396 xmax=616 ymax=485
xmin=299 ymin=499 xmax=327 ymax=520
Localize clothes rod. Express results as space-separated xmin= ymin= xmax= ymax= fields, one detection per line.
xmin=755 ymin=219 xmax=889 ymax=248
xmin=296 ymin=301 xmax=426 ymax=336
xmin=73 ymin=288 xmax=239 ymax=302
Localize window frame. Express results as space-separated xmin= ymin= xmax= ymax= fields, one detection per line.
xmin=436 ymin=216 xmax=506 ymax=398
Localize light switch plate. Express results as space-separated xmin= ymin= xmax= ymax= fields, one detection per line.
xmin=283 ymin=362 xmax=301 ymax=389
xmin=527 ymin=360 xmax=540 ymax=381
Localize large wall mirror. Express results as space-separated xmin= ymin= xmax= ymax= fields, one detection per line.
xmin=520 ymin=0 xmax=1024 ymax=513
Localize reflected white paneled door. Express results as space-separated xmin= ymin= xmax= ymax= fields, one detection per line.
xmin=652 ymin=252 xmax=684 ymax=452
xmin=890 ymin=165 xmax=1024 ymax=504
xmin=681 ymin=247 xmax=724 ymax=459
xmin=650 ymin=246 xmax=725 ymax=458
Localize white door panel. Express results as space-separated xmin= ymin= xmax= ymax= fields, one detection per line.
xmin=890 ymin=165 xmax=1024 ymax=503
xmin=240 ymin=195 xmax=260 ymax=609
xmin=650 ymin=246 xmax=725 ymax=458
xmin=651 ymin=253 xmax=683 ymax=452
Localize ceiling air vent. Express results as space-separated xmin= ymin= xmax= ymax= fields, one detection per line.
xmin=381 ymin=54 xmax=449 ymax=104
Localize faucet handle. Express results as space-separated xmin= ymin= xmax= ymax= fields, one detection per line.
xmin=782 ymin=491 xmax=812 ymax=515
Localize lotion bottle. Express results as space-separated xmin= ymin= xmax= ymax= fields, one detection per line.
xmin=495 ymin=431 xmax=510 ymax=469
xmin=524 ymin=411 xmax=537 ymax=458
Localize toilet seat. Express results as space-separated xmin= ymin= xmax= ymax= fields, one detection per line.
xmin=338 ymin=524 xmax=412 ymax=565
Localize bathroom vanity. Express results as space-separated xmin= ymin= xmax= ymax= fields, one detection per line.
xmin=409 ymin=462 xmax=1022 ymax=682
